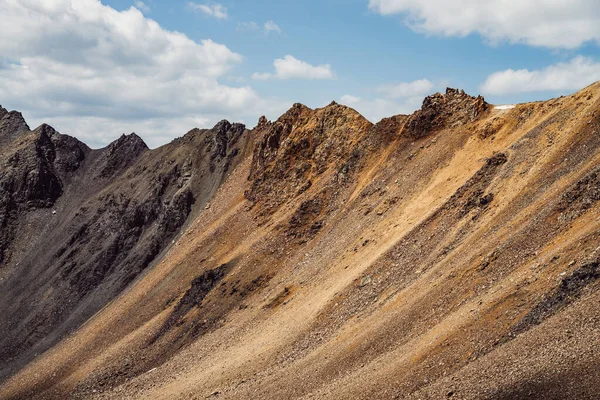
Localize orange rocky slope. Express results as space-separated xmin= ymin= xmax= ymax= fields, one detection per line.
xmin=2 ymin=85 xmax=600 ymax=399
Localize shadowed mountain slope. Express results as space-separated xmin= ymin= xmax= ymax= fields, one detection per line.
xmin=1 ymin=84 xmax=600 ymax=399
xmin=0 ymin=117 xmax=251 ymax=383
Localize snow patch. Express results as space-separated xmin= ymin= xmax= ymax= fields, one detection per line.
xmin=495 ymin=104 xmax=516 ymax=110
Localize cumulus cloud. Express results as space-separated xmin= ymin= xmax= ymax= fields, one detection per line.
xmin=340 ymin=78 xmax=435 ymax=122
xmin=39 ymin=116 xmax=208 ymax=149
xmin=480 ymin=56 xmax=600 ymax=95
xmin=0 ymin=0 xmax=282 ymax=147
xmin=376 ymin=79 xmax=434 ymax=99
xmin=238 ymin=21 xmax=260 ymax=31
xmin=340 ymin=95 xmax=361 ymax=105
xmin=264 ymin=20 xmax=282 ymax=34
xmin=368 ymin=0 xmax=600 ymax=49
xmin=238 ymin=20 xmax=282 ymax=35
xmin=339 ymin=96 xmax=424 ymax=123
xmin=253 ymin=55 xmax=334 ymax=80
xmin=134 ymin=1 xmax=150 ymax=13
xmin=188 ymin=2 xmax=227 ymax=19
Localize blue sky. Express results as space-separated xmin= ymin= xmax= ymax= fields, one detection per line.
xmin=2 ymin=0 xmax=600 ymax=147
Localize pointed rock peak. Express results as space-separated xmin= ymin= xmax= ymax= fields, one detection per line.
xmin=405 ymin=87 xmax=489 ymax=138
xmin=0 ymin=109 xmax=30 ymax=139
xmin=276 ymin=103 xmax=313 ymax=126
xmin=31 ymin=123 xmax=90 ymax=161
xmin=127 ymin=132 xmax=145 ymax=142
xmin=256 ymin=115 xmax=270 ymax=129
xmin=229 ymin=122 xmax=246 ymax=135
xmin=107 ymin=132 xmax=148 ymax=154
xmin=123 ymin=132 xmax=146 ymax=145
xmin=212 ymin=119 xmax=232 ymax=133
xmin=321 ymin=100 xmax=360 ymax=113
xmin=320 ymin=99 xmax=363 ymax=115
xmin=0 ymin=105 xmax=7 ymax=119
xmin=4 ymin=110 xmax=27 ymax=121
xmin=99 ymin=133 xmax=148 ymax=178
xmin=33 ymin=123 xmax=58 ymax=138
xmin=287 ymin=103 xmax=311 ymax=114
xmin=211 ymin=119 xmax=245 ymax=141
xmin=314 ymin=100 xmax=373 ymax=130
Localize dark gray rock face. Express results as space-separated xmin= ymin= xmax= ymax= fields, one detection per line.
xmin=0 ymin=107 xmax=30 ymax=142
xmin=0 ymin=116 xmax=249 ymax=383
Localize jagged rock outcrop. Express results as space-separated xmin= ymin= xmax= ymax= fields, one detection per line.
xmin=99 ymin=132 xmax=148 ymax=178
xmin=208 ymin=120 xmax=246 ymax=172
xmin=247 ymin=102 xmax=373 ymax=212
xmin=0 ymin=124 xmax=89 ymax=264
xmin=0 ymin=118 xmax=250 ymax=383
xmin=406 ymin=88 xmax=489 ymax=138
xmin=0 ymin=106 xmax=29 ymax=143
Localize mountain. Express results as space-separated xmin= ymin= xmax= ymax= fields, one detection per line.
xmin=0 ymin=115 xmax=250 ymax=383
xmin=1 ymin=83 xmax=600 ymax=399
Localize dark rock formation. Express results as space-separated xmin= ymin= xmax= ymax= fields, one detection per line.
xmin=0 ymin=107 xmax=29 ymax=142
xmin=0 ymin=124 xmax=89 ymax=264
xmin=406 ymin=88 xmax=489 ymax=138
xmin=99 ymin=133 xmax=148 ymax=178
xmin=0 ymin=117 xmax=249 ymax=382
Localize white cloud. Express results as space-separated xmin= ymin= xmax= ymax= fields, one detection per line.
xmin=0 ymin=0 xmax=281 ymax=147
xmin=339 ymin=96 xmax=424 ymax=123
xmin=480 ymin=56 xmax=600 ymax=95
xmin=368 ymin=0 xmax=600 ymax=49
xmin=38 ymin=116 xmax=206 ymax=149
xmin=264 ymin=20 xmax=281 ymax=34
xmin=251 ymin=72 xmax=273 ymax=81
xmin=238 ymin=20 xmax=282 ymax=35
xmin=340 ymin=95 xmax=361 ymax=104
xmin=253 ymin=55 xmax=335 ymax=80
xmin=134 ymin=0 xmax=150 ymax=13
xmin=238 ymin=21 xmax=260 ymax=31
xmin=376 ymin=79 xmax=434 ymax=98
xmin=188 ymin=2 xmax=227 ymax=19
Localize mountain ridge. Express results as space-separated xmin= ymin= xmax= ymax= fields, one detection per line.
xmin=2 ymin=84 xmax=600 ymax=399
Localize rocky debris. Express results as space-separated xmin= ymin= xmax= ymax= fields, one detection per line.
xmin=264 ymin=286 xmax=294 ymax=309
xmin=512 ymin=260 xmax=600 ymax=336
xmin=461 ymin=192 xmax=494 ymax=217
xmin=371 ymin=115 xmax=408 ymax=143
xmin=406 ymin=88 xmax=489 ymax=138
xmin=558 ymin=168 xmax=600 ymax=220
xmin=479 ymin=116 xmax=507 ymax=139
xmin=447 ymin=152 xmax=507 ymax=218
xmin=286 ymin=192 xmax=328 ymax=243
xmin=158 ymin=263 xmax=231 ymax=337
xmin=360 ymin=276 xmax=372 ymax=287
